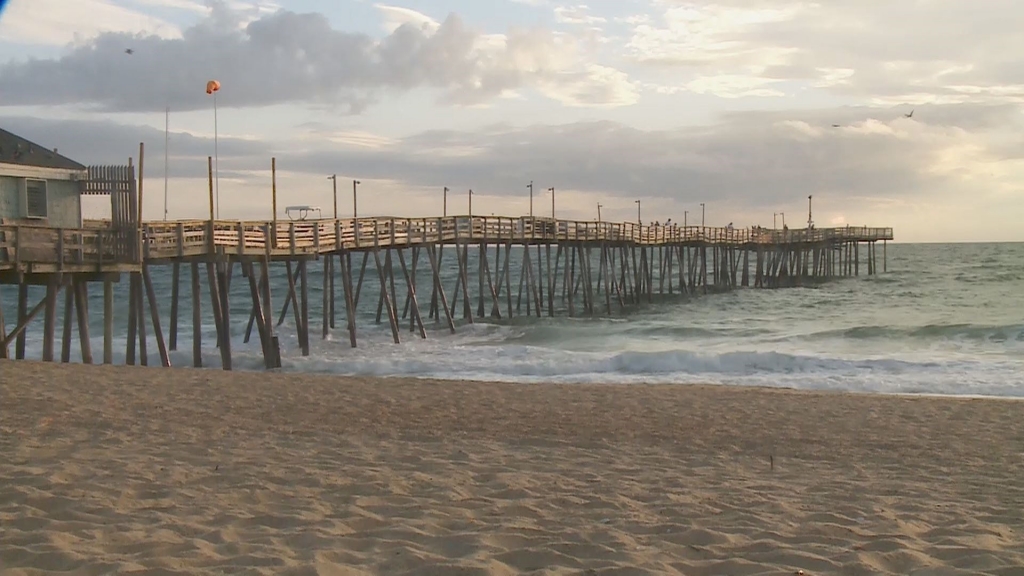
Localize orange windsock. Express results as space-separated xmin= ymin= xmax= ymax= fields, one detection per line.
xmin=206 ymin=80 xmax=221 ymax=95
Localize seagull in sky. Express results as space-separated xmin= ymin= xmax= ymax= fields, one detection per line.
xmin=125 ymin=48 xmax=134 ymax=55
xmin=904 ymin=109 xmax=914 ymax=118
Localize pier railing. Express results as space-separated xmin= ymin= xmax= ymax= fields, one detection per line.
xmin=135 ymin=216 xmax=892 ymax=259
xmin=1 ymin=217 xmax=893 ymax=268
xmin=0 ymin=223 xmax=138 ymax=270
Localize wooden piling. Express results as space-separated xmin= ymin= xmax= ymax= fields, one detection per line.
xmin=60 ymin=281 xmax=74 ymax=363
xmin=169 ymin=262 xmax=180 ymax=351
xmin=191 ymin=261 xmax=202 ymax=367
xmin=103 ymin=279 xmax=113 ymax=364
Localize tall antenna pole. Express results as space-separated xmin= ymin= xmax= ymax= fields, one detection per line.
xmin=163 ymin=106 xmax=169 ymax=220
xmin=214 ymin=92 xmax=220 ymax=219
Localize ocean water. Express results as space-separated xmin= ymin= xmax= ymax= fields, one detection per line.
xmin=2 ymin=242 xmax=1022 ymax=397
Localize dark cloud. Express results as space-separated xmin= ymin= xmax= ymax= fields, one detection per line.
xmin=0 ymin=4 xmax=602 ymax=112
xmin=274 ymin=104 xmax=1020 ymax=210
xmin=5 ymin=102 xmax=1017 ymax=214
xmin=0 ymin=115 xmax=268 ymax=178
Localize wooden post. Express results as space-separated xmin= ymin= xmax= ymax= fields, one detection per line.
xmin=103 ymin=278 xmax=113 ymax=364
xmin=15 ymin=283 xmax=27 ymax=360
xmin=61 ymin=281 xmax=74 ymax=362
xmin=373 ymin=247 xmax=401 ymax=344
xmin=0 ymin=285 xmax=7 ymax=359
xmin=396 ymin=248 xmax=427 ymax=338
xmin=191 ymin=262 xmax=202 ymax=367
xmin=245 ymin=260 xmax=274 ymax=368
xmin=135 ymin=272 xmax=149 ymax=366
xmin=271 ymin=157 xmax=278 ymax=248
xmin=42 ymin=276 xmax=59 ymax=362
xmin=322 ymin=254 xmax=330 ymax=339
xmin=220 ymin=261 xmax=233 ymax=366
xmin=426 ymin=243 xmax=456 ymax=334
xmin=0 ymin=294 xmax=47 ymax=354
xmin=137 ymin=143 xmax=145 ymax=264
xmin=207 ymin=261 xmax=230 ymax=370
xmin=142 ymin=265 xmax=172 ymax=367
xmin=169 ymin=262 xmax=180 ymax=351
xmin=340 ymin=250 xmax=358 ymax=348
xmin=299 ymin=260 xmax=310 ymax=356
xmin=126 ymin=274 xmax=138 ymax=364
xmin=261 ymin=259 xmax=280 ymax=368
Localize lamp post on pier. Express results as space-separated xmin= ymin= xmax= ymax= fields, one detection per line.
xmin=527 ymin=181 xmax=534 ymax=218
xmin=635 ymin=199 xmax=641 ymax=224
xmin=597 ymin=203 xmax=603 ymax=221
xmin=549 ymin=187 xmax=555 ymax=219
xmin=468 ymin=189 xmax=473 ymax=218
xmin=352 ymin=179 xmax=360 ymax=218
xmin=684 ymin=210 xmax=688 ymax=227
xmin=700 ymin=202 xmax=705 ymax=227
xmin=327 ymin=174 xmax=337 ymax=218
xmin=443 ymin=186 xmax=448 ymax=217
xmin=807 ymin=194 xmax=813 ymax=228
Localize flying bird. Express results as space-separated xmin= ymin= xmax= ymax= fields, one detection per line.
xmin=904 ymin=109 xmax=914 ymax=118
xmin=831 ymin=124 xmax=841 ymax=128
xmin=125 ymin=48 xmax=134 ymax=55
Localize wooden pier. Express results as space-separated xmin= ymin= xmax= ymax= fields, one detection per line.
xmin=1 ymin=214 xmax=892 ymax=370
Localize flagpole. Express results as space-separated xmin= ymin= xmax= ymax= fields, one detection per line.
xmin=214 ymin=92 xmax=220 ymax=219
xmin=163 ymin=106 xmax=169 ymax=221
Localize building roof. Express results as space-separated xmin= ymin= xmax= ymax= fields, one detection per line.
xmin=0 ymin=127 xmax=87 ymax=171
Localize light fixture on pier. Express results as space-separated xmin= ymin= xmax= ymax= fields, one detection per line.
xmin=700 ymin=202 xmax=705 ymax=227
xmin=527 ymin=181 xmax=533 ymax=218
xmin=635 ymin=199 xmax=641 ymax=224
xmin=443 ymin=186 xmax=449 ymax=217
xmin=597 ymin=202 xmax=603 ymax=222
xmin=328 ymin=174 xmax=338 ymax=219
xmin=549 ymin=187 xmax=555 ymax=219
xmin=352 ymin=179 xmax=360 ymax=218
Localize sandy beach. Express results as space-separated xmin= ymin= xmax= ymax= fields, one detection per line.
xmin=2 ymin=361 xmax=1023 ymax=575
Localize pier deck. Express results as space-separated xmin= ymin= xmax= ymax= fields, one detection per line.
xmin=0 ymin=215 xmax=893 ymax=370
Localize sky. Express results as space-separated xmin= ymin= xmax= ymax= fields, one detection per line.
xmin=0 ymin=0 xmax=1021 ymax=242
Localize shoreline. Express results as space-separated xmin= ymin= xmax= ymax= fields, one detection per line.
xmin=3 ymin=360 xmax=1023 ymax=574
xmin=6 ymin=357 xmax=1024 ymax=403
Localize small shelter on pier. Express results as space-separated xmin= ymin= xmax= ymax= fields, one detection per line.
xmin=0 ymin=128 xmax=89 ymax=228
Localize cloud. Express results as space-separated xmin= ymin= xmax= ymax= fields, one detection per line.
xmin=5 ymin=100 xmax=1022 ymax=240
xmin=554 ymin=5 xmax=606 ymax=27
xmin=625 ymin=0 xmax=1024 ymax=104
xmin=0 ymin=0 xmax=183 ymax=45
xmin=0 ymin=3 xmax=637 ymax=112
